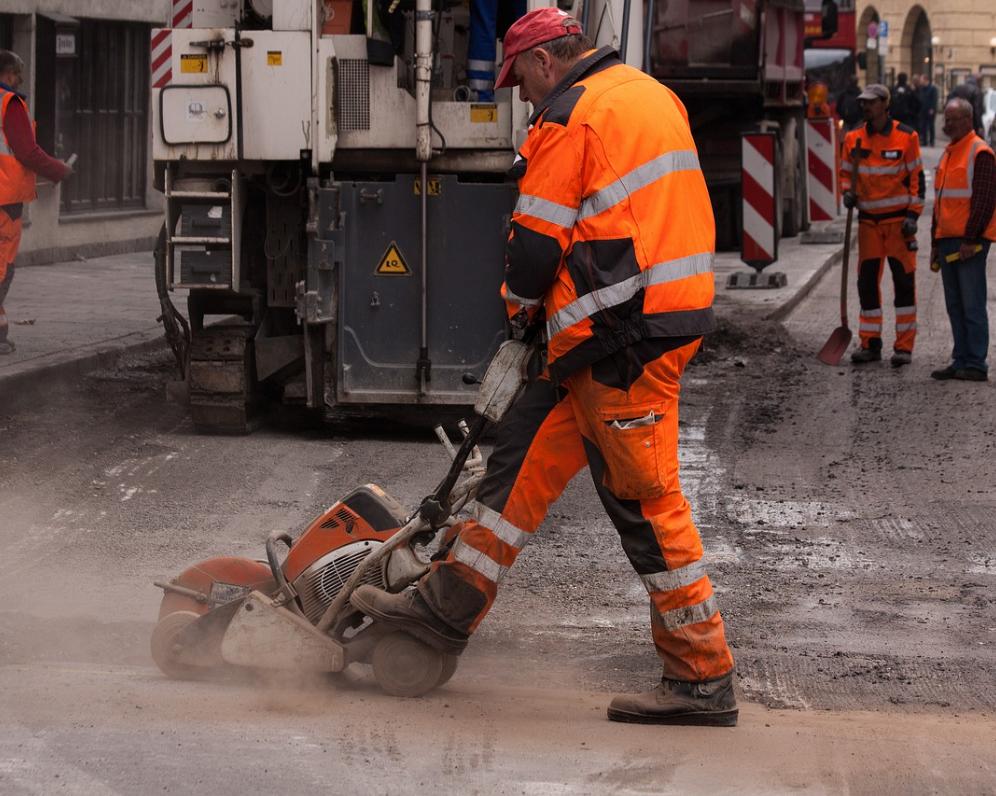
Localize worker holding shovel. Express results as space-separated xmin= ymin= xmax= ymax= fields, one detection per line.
xmin=839 ymin=84 xmax=925 ymax=367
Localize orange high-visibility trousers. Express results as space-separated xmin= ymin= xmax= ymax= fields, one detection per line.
xmin=0 ymin=210 xmax=23 ymax=345
xmin=418 ymin=340 xmax=735 ymax=683
xmin=856 ymin=220 xmax=917 ymax=352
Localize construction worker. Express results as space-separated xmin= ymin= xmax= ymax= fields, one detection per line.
xmin=839 ymin=83 xmax=925 ymax=367
xmin=1 ymin=50 xmax=73 ymax=355
xmin=353 ymin=8 xmax=737 ymax=726
xmin=929 ymin=98 xmax=996 ymax=382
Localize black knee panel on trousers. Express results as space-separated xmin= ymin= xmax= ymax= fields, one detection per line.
xmin=887 ymin=258 xmax=916 ymax=307
xmin=857 ymin=259 xmax=882 ymax=309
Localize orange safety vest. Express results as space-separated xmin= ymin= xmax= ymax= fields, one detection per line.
xmin=0 ymin=88 xmax=37 ymax=205
xmin=839 ymin=120 xmax=923 ymax=221
xmin=504 ymin=48 xmax=715 ymax=380
xmin=933 ymin=132 xmax=996 ymax=242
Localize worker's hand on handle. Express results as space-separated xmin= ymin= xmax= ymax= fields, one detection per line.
xmin=958 ymin=240 xmax=978 ymax=262
xmin=842 ymin=191 xmax=857 ymax=209
xmin=901 ymin=217 xmax=917 ymax=238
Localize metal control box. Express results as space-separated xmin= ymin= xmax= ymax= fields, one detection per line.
xmin=335 ymin=175 xmax=516 ymax=404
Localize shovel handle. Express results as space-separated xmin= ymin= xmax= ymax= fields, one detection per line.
xmin=840 ymin=204 xmax=853 ymax=328
xmin=840 ymin=142 xmax=862 ymax=329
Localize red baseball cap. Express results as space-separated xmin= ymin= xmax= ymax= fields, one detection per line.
xmin=495 ymin=8 xmax=585 ymax=90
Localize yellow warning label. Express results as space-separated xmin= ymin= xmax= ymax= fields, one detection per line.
xmin=413 ymin=177 xmax=441 ymax=196
xmin=470 ymin=103 xmax=498 ymax=123
xmin=267 ymin=51 xmax=283 ymax=66
xmin=376 ymin=242 xmax=411 ymax=275
xmin=180 ymin=53 xmax=208 ymax=73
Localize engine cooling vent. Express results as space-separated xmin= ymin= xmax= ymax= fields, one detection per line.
xmin=294 ymin=539 xmax=385 ymax=623
xmin=336 ymin=59 xmax=370 ymax=131
xmin=321 ymin=506 xmax=356 ymax=531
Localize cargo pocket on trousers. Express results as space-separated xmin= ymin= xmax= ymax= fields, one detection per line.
xmin=593 ymin=404 xmax=669 ymax=500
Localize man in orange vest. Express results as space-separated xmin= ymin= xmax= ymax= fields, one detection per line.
xmin=929 ymin=98 xmax=996 ymax=382
xmin=839 ymin=83 xmax=924 ymax=367
xmin=1 ymin=50 xmax=73 ymax=355
xmin=352 ymin=8 xmax=738 ymax=726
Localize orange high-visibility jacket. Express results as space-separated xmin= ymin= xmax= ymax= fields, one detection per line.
xmin=933 ymin=132 xmax=996 ymax=241
xmin=0 ymin=89 xmax=37 ymax=205
xmin=502 ymin=47 xmax=715 ymax=380
xmin=839 ymin=120 xmax=924 ymax=222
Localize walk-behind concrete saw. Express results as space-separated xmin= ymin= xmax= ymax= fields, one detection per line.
xmin=151 ymin=339 xmax=532 ymax=696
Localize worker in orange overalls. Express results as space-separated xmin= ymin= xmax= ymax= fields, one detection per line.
xmin=839 ymin=83 xmax=924 ymax=367
xmin=352 ymin=8 xmax=738 ymax=726
xmin=1 ymin=50 xmax=73 ymax=355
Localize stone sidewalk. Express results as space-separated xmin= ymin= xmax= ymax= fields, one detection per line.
xmin=0 ymin=230 xmax=846 ymax=395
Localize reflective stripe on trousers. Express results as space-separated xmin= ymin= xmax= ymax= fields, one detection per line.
xmin=418 ymin=342 xmax=735 ymax=683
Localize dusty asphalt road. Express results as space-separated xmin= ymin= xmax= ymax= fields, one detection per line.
xmin=1 ymin=146 xmax=994 ymax=794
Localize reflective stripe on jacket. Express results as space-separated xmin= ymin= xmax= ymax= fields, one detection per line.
xmin=0 ymin=89 xmax=37 ymax=205
xmin=839 ymin=119 xmax=924 ymax=221
xmin=933 ymin=132 xmax=996 ymax=241
xmin=502 ymin=47 xmax=715 ymax=381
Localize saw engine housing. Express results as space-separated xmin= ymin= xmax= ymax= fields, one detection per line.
xmin=282 ymin=485 xmax=408 ymax=623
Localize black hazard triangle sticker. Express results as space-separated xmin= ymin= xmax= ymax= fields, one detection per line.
xmin=375 ymin=241 xmax=411 ymax=276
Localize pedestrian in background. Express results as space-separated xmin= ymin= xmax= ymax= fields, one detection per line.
xmin=947 ymin=74 xmax=984 ymax=136
xmin=917 ymin=74 xmax=937 ymax=146
xmin=840 ymin=84 xmax=925 ymax=367
xmin=837 ymin=75 xmax=863 ymax=132
xmin=930 ymin=98 xmax=996 ymax=382
xmin=890 ymin=73 xmax=920 ymax=129
xmin=351 ymin=7 xmax=739 ymax=727
xmin=0 ymin=50 xmax=73 ymax=355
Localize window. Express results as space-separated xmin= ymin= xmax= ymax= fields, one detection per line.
xmin=55 ymin=19 xmax=150 ymax=214
xmin=0 ymin=14 xmax=13 ymax=51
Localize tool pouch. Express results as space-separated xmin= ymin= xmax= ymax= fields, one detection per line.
xmin=592 ymin=402 xmax=672 ymax=500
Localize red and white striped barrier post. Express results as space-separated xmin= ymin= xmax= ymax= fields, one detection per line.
xmin=731 ymin=132 xmax=785 ymax=287
xmin=801 ymin=118 xmax=845 ymax=244
xmin=740 ymin=132 xmax=778 ymax=268
xmin=806 ymin=118 xmax=837 ymax=222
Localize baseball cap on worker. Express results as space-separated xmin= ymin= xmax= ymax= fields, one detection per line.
xmin=494 ymin=7 xmax=584 ymax=90
xmin=857 ymin=83 xmax=890 ymax=103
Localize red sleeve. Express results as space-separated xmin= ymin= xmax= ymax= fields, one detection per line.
xmin=3 ymin=97 xmax=70 ymax=183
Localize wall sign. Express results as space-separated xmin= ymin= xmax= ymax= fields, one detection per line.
xmin=56 ymin=32 xmax=77 ymax=56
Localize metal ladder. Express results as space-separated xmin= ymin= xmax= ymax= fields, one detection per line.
xmin=163 ymin=162 xmax=244 ymax=291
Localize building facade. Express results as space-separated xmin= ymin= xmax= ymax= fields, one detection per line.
xmin=856 ymin=1 xmax=996 ymax=95
xmin=1 ymin=1 xmax=169 ymax=264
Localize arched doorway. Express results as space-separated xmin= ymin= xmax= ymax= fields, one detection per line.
xmin=901 ymin=6 xmax=932 ymax=81
xmin=857 ymin=6 xmax=881 ymax=84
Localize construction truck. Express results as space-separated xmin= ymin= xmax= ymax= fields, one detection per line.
xmin=152 ymin=0 xmax=812 ymax=433
xmin=640 ymin=0 xmax=812 ymax=249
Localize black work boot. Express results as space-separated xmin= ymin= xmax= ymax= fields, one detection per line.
xmin=890 ymin=351 xmax=912 ymax=367
xmin=851 ymin=339 xmax=882 ymax=364
xmin=931 ymin=365 xmax=957 ymax=380
xmin=607 ymin=673 xmax=738 ymax=726
xmin=351 ymin=585 xmax=469 ymax=654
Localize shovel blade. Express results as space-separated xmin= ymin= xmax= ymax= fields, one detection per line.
xmin=817 ymin=326 xmax=853 ymax=365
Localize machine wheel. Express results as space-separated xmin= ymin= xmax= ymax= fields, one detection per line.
xmin=436 ymin=654 xmax=459 ymax=688
xmin=371 ymin=632 xmax=444 ymax=697
xmin=150 ymin=611 xmax=203 ymax=679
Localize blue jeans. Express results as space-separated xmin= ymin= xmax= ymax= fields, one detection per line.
xmin=938 ymin=238 xmax=991 ymax=372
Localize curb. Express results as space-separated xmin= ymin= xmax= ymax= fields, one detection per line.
xmin=0 ymin=329 xmax=169 ymax=405
xmin=764 ymin=242 xmax=847 ymax=323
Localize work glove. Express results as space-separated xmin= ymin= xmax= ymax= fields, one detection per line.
xmin=507 ymin=308 xmax=531 ymax=341
xmin=901 ymin=217 xmax=917 ymax=237
xmin=842 ymin=191 xmax=857 ymax=209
